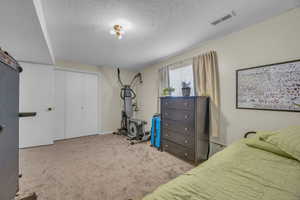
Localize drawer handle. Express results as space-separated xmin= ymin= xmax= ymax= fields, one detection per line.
xmin=185 ymin=140 xmax=188 ymax=143
xmin=185 ymin=115 xmax=188 ymax=119
xmin=184 ymin=153 xmax=188 ymax=157
xmin=185 ymin=127 xmax=188 ymax=131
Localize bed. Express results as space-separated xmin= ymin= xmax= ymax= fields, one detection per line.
xmin=143 ymin=126 xmax=300 ymax=200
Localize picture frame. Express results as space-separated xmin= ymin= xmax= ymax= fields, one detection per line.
xmin=236 ymin=59 xmax=300 ymax=112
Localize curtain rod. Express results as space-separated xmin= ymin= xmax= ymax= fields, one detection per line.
xmin=160 ymin=57 xmax=193 ymax=71
xmin=164 ymin=50 xmax=216 ymax=68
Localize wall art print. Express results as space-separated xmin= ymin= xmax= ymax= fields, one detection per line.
xmin=236 ymin=59 xmax=300 ymax=112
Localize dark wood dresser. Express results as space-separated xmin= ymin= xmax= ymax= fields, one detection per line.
xmin=161 ymin=96 xmax=209 ymax=164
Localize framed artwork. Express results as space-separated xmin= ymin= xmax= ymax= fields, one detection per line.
xmin=236 ymin=59 xmax=300 ymax=112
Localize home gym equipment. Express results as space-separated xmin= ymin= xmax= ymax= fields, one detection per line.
xmin=115 ymin=68 xmax=150 ymax=144
xmin=150 ymin=114 xmax=161 ymax=150
xmin=127 ymin=119 xmax=150 ymax=145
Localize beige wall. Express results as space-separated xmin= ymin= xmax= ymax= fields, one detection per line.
xmin=136 ymin=8 xmax=300 ymax=144
xmin=56 ymin=60 xmax=136 ymax=133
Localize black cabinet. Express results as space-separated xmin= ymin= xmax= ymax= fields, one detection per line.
xmin=161 ymin=96 xmax=209 ymax=164
xmin=0 ymin=51 xmax=20 ymax=200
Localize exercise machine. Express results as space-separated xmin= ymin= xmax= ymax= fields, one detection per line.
xmin=114 ymin=68 xmax=150 ymax=144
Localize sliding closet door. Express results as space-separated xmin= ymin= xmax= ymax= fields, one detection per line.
xmin=54 ymin=70 xmax=65 ymax=140
xmin=58 ymin=70 xmax=98 ymax=139
xmin=82 ymin=73 xmax=98 ymax=135
xmin=65 ymin=72 xmax=84 ymax=138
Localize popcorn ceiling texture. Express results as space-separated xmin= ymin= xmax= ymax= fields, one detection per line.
xmin=41 ymin=0 xmax=298 ymax=68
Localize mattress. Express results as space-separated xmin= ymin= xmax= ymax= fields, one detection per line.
xmin=143 ymin=138 xmax=300 ymax=200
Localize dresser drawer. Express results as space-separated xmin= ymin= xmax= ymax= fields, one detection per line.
xmin=163 ymin=119 xmax=194 ymax=136
xmin=163 ymin=120 xmax=208 ymax=141
xmin=163 ymin=98 xmax=195 ymax=111
xmin=162 ymin=109 xmax=194 ymax=123
xmin=163 ymin=140 xmax=195 ymax=162
xmin=163 ymin=128 xmax=195 ymax=148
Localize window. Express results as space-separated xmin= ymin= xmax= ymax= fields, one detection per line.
xmin=169 ymin=64 xmax=194 ymax=96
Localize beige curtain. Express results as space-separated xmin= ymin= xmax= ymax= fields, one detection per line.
xmin=157 ymin=66 xmax=170 ymax=112
xmin=193 ymin=51 xmax=220 ymax=137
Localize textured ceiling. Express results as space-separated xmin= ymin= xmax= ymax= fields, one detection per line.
xmin=0 ymin=0 xmax=54 ymax=64
xmin=41 ymin=0 xmax=300 ymax=68
xmin=1 ymin=0 xmax=300 ymax=68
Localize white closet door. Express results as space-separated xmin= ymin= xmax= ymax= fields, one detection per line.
xmin=19 ymin=63 xmax=54 ymax=148
xmin=65 ymin=71 xmax=84 ymax=138
xmin=82 ymin=73 xmax=98 ymax=134
xmin=53 ymin=70 xmax=65 ymax=140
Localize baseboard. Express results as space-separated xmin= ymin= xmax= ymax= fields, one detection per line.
xmin=19 ymin=141 xmax=54 ymax=149
xmin=21 ymin=132 xmax=115 ymax=148
xmin=98 ymin=131 xmax=114 ymax=135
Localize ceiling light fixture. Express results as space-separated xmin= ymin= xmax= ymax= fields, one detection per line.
xmin=110 ymin=24 xmax=125 ymax=40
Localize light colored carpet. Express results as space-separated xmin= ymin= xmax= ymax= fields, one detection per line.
xmin=19 ymin=134 xmax=193 ymax=200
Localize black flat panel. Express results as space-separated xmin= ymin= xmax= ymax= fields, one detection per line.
xmin=0 ymin=62 xmax=19 ymax=200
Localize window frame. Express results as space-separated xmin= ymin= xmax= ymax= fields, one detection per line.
xmin=168 ymin=59 xmax=194 ymax=97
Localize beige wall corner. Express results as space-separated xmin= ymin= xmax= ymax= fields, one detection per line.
xmin=136 ymin=8 xmax=300 ymax=144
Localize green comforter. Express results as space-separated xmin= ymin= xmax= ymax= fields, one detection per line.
xmin=143 ymin=139 xmax=300 ymax=200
